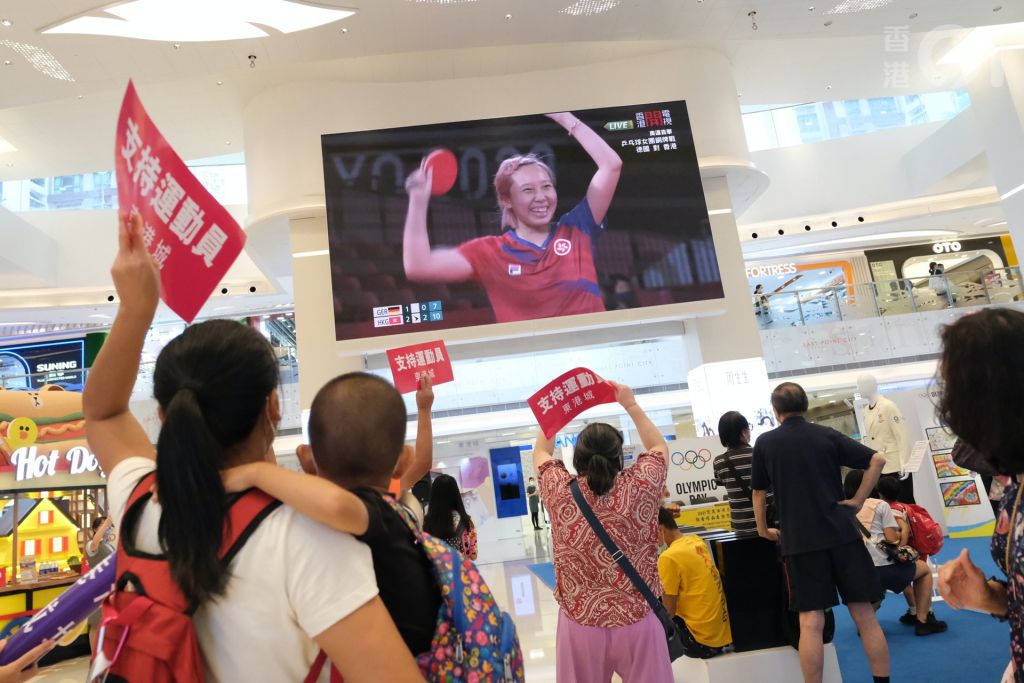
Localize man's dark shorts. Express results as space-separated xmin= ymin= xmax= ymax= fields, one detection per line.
xmin=784 ymin=539 xmax=882 ymax=612
xmin=876 ymin=562 xmax=917 ymax=594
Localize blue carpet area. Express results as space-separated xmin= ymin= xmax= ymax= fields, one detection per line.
xmin=832 ymin=536 xmax=1010 ymax=682
xmin=528 ymin=537 xmax=1011 ymax=680
xmin=528 ymin=562 xmax=557 ymax=591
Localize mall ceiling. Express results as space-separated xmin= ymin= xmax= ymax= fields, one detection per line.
xmin=0 ymin=1 xmax=1020 ymax=330
xmin=0 ymin=0 xmax=1021 ymax=182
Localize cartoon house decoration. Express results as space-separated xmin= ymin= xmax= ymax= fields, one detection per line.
xmin=0 ymin=498 xmax=81 ymax=575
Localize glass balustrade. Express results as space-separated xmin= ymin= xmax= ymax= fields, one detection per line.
xmin=755 ymin=267 xmax=1024 ymax=331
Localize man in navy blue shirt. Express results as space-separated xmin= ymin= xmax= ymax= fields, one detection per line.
xmin=752 ymin=382 xmax=890 ymax=683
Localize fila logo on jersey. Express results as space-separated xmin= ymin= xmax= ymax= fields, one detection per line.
xmin=553 ymin=238 xmax=572 ymax=256
xmin=508 ymin=264 xmax=522 ymax=276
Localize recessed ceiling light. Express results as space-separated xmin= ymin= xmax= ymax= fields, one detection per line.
xmin=826 ymin=0 xmax=893 ymax=14
xmin=993 ymin=5 xmax=1003 ymax=11
xmin=172 ymin=42 xmax=181 ymax=49
xmin=909 ymin=12 xmax=918 ymax=18
xmin=4 ymin=162 xmax=13 ymax=167
xmin=43 ymin=0 xmax=357 ymax=42
xmin=825 ymin=83 xmax=832 ymax=90
xmin=824 ymin=20 xmax=833 ymax=26
xmin=216 ymin=80 xmax=223 ymax=85
xmin=0 ymin=19 xmax=11 ymax=27
xmin=340 ymin=27 xmax=348 ymax=33
xmin=560 ymin=0 xmax=621 ymax=14
xmin=808 ymin=5 xmax=815 ymax=10
xmin=76 ymin=94 xmax=83 ymax=99
xmin=0 ymin=40 xmax=74 ymax=81
xmin=504 ymin=13 xmax=513 ymax=19
xmin=2 ymin=60 xmax=11 ymax=66
xmin=225 ymin=141 xmax=232 ymax=145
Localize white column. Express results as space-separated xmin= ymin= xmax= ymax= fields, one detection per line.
xmin=963 ymin=48 xmax=1024 ymax=253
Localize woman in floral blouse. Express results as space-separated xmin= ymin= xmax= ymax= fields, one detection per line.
xmin=534 ymin=381 xmax=672 ymax=683
xmin=936 ymin=308 xmax=1024 ymax=682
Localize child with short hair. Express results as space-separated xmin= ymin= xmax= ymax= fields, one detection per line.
xmin=223 ymin=373 xmax=441 ymax=656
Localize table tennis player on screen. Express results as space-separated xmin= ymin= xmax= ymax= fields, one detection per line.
xmin=402 ymin=111 xmax=622 ymax=324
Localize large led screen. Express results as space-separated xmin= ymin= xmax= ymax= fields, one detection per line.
xmin=322 ymin=100 xmax=723 ymax=341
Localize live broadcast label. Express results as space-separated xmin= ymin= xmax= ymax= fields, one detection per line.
xmin=386 ymin=339 xmax=454 ymax=394
xmin=115 ymin=80 xmax=246 ymax=323
xmin=529 ymin=367 xmax=616 ymax=439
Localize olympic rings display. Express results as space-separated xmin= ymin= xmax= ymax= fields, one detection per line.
xmin=670 ymin=448 xmax=712 ymax=470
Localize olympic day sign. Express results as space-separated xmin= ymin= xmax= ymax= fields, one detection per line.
xmin=665 ymin=436 xmax=723 ymax=505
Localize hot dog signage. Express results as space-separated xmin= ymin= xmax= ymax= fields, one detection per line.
xmin=0 ymin=386 xmax=104 ymax=490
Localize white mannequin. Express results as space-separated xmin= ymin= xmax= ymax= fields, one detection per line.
xmin=857 ymin=373 xmax=909 ymax=475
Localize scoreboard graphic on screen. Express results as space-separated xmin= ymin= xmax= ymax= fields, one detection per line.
xmin=372 ymin=301 xmax=444 ymax=328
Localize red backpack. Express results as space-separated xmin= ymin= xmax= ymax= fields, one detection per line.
xmin=97 ymin=472 xmax=280 ymax=682
xmin=892 ymin=502 xmax=944 ymax=556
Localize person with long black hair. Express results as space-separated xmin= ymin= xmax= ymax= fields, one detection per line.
xmin=83 ymin=213 xmax=423 ymax=682
xmin=936 ymin=308 xmax=1024 ymax=682
xmin=423 ymin=474 xmax=477 ymax=560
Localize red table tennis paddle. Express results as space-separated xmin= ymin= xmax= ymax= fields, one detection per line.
xmin=424 ymin=148 xmax=458 ymax=196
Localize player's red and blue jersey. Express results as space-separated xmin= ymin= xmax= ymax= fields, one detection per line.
xmin=458 ymin=199 xmax=605 ymax=323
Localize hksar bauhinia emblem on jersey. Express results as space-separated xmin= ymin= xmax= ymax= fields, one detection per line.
xmin=508 ymin=264 xmax=522 ymax=276
xmin=553 ymin=238 xmax=572 ymax=256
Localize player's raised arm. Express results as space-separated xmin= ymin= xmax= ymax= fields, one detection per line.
xmin=402 ymin=161 xmax=474 ymax=283
xmin=546 ymin=112 xmax=622 ymax=225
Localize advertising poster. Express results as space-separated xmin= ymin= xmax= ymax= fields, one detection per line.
xmin=489 ymin=446 xmax=527 ymax=519
xmin=0 ymin=340 xmax=85 ymax=389
xmin=687 ymin=358 xmax=774 ymax=444
xmin=0 ymin=387 xmax=105 ymax=492
xmin=886 ymin=388 xmax=994 ymax=537
xmin=664 ymin=436 xmax=725 ymax=506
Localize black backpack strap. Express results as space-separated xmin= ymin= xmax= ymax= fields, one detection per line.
xmin=568 ymin=480 xmax=663 ymax=613
xmin=118 ymin=471 xmax=165 ymax=560
xmin=722 ymin=449 xmax=753 ymax=502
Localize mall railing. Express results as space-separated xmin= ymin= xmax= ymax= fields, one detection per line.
xmin=755 ymin=267 xmax=1024 ymax=331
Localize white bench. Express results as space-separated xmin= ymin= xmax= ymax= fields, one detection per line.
xmin=672 ymin=644 xmax=842 ymax=683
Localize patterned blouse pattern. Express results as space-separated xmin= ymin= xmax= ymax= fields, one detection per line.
xmin=448 ymin=513 xmax=478 ymax=561
xmin=539 ymin=450 xmax=668 ymax=628
xmin=991 ymin=478 xmax=1024 ymax=682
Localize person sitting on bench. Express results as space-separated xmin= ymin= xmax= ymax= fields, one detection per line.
xmin=656 ymin=507 xmax=733 ymax=659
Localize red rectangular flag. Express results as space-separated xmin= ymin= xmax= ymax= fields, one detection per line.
xmin=529 ymin=367 xmax=617 ymax=438
xmin=114 ymin=80 xmax=246 ymax=323
xmin=386 ymin=340 xmax=454 ymax=394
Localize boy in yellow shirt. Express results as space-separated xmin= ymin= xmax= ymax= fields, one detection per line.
xmin=656 ymin=507 xmax=733 ymax=658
